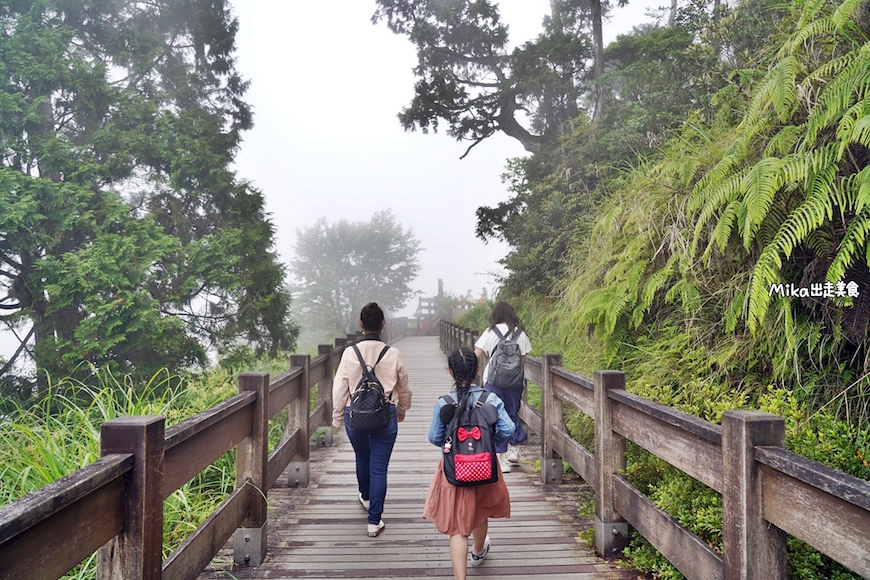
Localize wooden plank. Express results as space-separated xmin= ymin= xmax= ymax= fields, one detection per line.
xmin=0 ymin=470 xmax=127 ymax=580
xmin=308 ymin=354 xmax=329 ymax=386
xmin=164 ymin=399 xmax=254 ymax=498
xmin=268 ymin=369 xmax=302 ymax=419
xmin=162 ymin=486 xmax=252 ymax=580
xmin=525 ymin=355 xmax=543 ymax=385
xmin=308 ymin=401 xmax=329 ymax=436
xmin=760 ymin=464 xmax=870 ymax=577
xmin=266 ymin=428 xmax=302 ymax=489
xmin=0 ymin=453 xmax=131 ymax=542
xmin=551 ymin=426 xmax=596 ymax=484
xmin=554 ymin=366 xmax=594 ymax=391
xmin=612 ymin=474 xmax=724 ymax=580
xmin=519 ymin=401 xmax=542 ymax=435
xmin=756 ymin=446 xmax=870 ymax=512
xmin=552 ymin=372 xmax=594 ymax=418
xmin=611 ymin=396 xmax=723 ymax=493
xmin=609 ymin=389 xmax=722 ymax=444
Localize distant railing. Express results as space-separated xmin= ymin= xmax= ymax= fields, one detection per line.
xmin=441 ymin=320 xmax=870 ymax=579
xmin=0 ymin=317 xmax=407 ymax=580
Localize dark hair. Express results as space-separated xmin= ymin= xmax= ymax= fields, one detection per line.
xmin=448 ymin=346 xmax=478 ymax=405
xmin=489 ymin=301 xmax=524 ymax=333
xmin=359 ymin=302 xmax=385 ymax=333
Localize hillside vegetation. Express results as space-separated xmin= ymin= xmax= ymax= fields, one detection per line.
xmin=471 ymin=0 xmax=870 ymax=577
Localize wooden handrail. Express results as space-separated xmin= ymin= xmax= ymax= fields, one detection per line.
xmin=441 ymin=321 xmax=870 ymax=579
xmin=0 ymin=323 xmax=376 ymax=580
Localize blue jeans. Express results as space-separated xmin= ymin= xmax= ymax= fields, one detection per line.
xmin=344 ymin=405 xmax=398 ymax=524
xmin=486 ymin=383 xmax=527 ymax=453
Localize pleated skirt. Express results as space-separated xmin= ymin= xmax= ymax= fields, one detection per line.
xmin=422 ymin=458 xmax=511 ymax=536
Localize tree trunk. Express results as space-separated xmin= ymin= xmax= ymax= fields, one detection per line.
xmin=668 ymin=0 xmax=678 ymax=26
xmin=591 ymin=0 xmax=606 ymax=129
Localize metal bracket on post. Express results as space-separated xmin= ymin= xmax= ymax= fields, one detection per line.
xmin=233 ymin=522 xmax=268 ymax=567
xmin=287 ymin=461 xmax=310 ymax=488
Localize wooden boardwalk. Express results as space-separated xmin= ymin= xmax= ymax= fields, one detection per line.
xmin=198 ymin=336 xmax=640 ymax=580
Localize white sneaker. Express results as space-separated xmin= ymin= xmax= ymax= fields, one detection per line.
xmin=367 ymin=520 xmax=385 ymax=537
xmin=499 ymin=459 xmax=512 ymax=473
xmin=358 ymin=492 xmax=370 ymax=511
xmin=470 ymin=535 xmax=491 ymax=566
xmin=506 ymin=446 xmax=520 ymax=464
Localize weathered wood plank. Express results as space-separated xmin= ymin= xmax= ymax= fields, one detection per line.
xmin=525 ymin=354 xmax=543 ymax=385
xmin=268 ymin=369 xmax=302 ymax=419
xmin=162 ymin=486 xmax=252 ymax=580
xmin=0 ymin=471 xmax=127 ymax=580
xmin=760 ymin=464 xmax=870 ymax=577
xmin=308 ymin=353 xmax=329 ymax=386
xmin=551 ymin=426 xmax=596 ymax=484
xmin=612 ymin=474 xmax=724 ymax=580
xmin=519 ymin=402 xmax=542 ymax=435
xmin=0 ymin=453 xmax=131 ymax=543
xmin=553 ymin=371 xmax=594 ymax=418
xmin=609 ymin=389 xmax=722 ymax=444
xmin=266 ymin=427 xmax=301 ymax=489
xmin=163 ymin=397 xmax=254 ymax=498
xmin=756 ymin=446 xmax=870 ymax=512
xmin=308 ymin=401 xmax=329 ymax=437
xmin=611 ymin=394 xmax=723 ymax=493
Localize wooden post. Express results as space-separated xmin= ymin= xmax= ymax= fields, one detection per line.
xmin=722 ymin=411 xmax=787 ymax=580
xmin=234 ymin=373 xmax=269 ymax=567
xmin=540 ymin=353 xmax=563 ymax=484
xmin=97 ymin=416 xmax=165 ymax=580
xmin=593 ymin=370 xmax=628 ymax=558
xmin=318 ymin=344 xmax=335 ymax=446
xmin=288 ymin=354 xmax=311 ymax=488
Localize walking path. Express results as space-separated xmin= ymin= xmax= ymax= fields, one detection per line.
xmin=198 ymin=336 xmax=640 ymax=579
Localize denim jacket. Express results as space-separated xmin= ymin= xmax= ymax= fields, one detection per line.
xmin=427 ymin=384 xmax=516 ymax=447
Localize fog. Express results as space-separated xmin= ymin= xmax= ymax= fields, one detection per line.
xmin=0 ymin=1 xmax=652 ymax=361
xmin=229 ymin=1 xmax=652 ymax=318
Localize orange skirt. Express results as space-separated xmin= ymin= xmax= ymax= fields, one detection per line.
xmin=422 ymin=458 xmax=511 ymax=536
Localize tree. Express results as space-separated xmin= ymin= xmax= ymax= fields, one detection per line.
xmin=372 ymin=0 xmax=595 ymax=158
xmin=0 ymin=0 xmax=297 ymax=392
xmin=290 ymin=211 xmax=421 ymax=341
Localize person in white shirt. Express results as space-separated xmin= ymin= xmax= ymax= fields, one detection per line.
xmin=473 ymin=301 xmax=532 ymax=473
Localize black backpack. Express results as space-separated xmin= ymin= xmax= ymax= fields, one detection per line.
xmin=439 ymin=389 xmax=499 ymax=487
xmin=347 ymin=344 xmax=392 ymax=431
xmin=488 ymin=326 xmax=525 ymax=390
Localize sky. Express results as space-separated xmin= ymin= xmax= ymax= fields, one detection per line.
xmin=228 ymin=1 xmax=654 ymax=318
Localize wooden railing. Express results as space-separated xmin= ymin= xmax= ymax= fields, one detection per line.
xmin=0 ymin=318 xmax=407 ymax=580
xmin=441 ymin=320 xmax=870 ymax=579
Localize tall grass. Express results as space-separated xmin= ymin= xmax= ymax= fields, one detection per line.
xmin=0 ymin=365 xmax=245 ymax=579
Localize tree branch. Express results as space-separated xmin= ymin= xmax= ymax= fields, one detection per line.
xmin=0 ymin=326 xmax=34 ymax=377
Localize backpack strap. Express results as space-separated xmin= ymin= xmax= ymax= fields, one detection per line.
xmin=351 ymin=344 xmax=390 ymax=369
xmin=351 ymin=344 xmax=393 ymax=400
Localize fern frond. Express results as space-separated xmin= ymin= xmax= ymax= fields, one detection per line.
xmin=806 ymin=46 xmax=870 ymax=146
xmin=836 ymin=98 xmax=870 ymax=157
xmin=781 ymin=15 xmax=837 ymax=57
xmin=828 ymin=206 xmax=870 ymax=282
xmin=741 ymin=157 xmax=785 ymax=249
xmin=832 ymin=0 xmax=864 ymax=27
xmin=764 ymin=124 xmax=806 ymax=157
xmin=741 ymin=56 xmax=801 ymax=132
xmin=705 ymin=200 xmax=741 ymax=258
